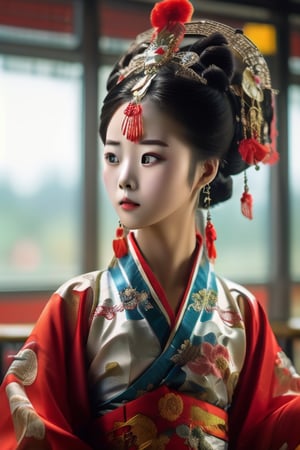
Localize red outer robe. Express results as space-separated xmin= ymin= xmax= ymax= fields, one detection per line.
xmin=229 ymin=291 xmax=300 ymax=449
xmin=0 ymin=275 xmax=300 ymax=449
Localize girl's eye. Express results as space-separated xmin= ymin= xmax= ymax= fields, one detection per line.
xmin=104 ymin=153 xmax=119 ymax=164
xmin=141 ymin=154 xmax=160 ymax=165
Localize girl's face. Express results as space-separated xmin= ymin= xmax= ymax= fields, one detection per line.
xmin=102 ymin=99 xmax=216 ymax=231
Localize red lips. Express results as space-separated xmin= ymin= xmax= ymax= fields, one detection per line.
xmin=120 ymin=197 xmax=140 ymax=210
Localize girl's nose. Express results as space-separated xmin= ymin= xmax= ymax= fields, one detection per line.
xmin=118 ymin=178 xmax=137 ymax=190
xmin=118 ymin=165 xmax=137 ymax=190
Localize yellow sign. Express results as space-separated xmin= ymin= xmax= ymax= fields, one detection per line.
xmin=243 ymin=23 xmax=277 ymax=55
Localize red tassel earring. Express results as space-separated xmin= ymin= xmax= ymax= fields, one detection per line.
xmin=203 ymin=184 xmax=217 ymax=262
xmin=112 ymin=223 xmax=128 ymax=258
xmin=240 ymin=171 xmax=253 ymax=220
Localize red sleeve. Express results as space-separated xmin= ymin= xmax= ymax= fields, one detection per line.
xmin=0 ymin=277 xmax=97 ymax=450
xmin=229 ymin=292 xmax=300 ymax=450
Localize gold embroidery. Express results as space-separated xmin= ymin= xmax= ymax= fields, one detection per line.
xmin=111 ymin=414 xmax=158 ymax=448
xmin=190 ymin=289 xmax=218 ymax=312
xmin=119 ymin=287 xmax=151 ymax=310
xmin=158 ymin=392 xmax=183 ymax=421
xmin=191 ymin=405 xmax=226 ymax=428
xmin=105 ymin=361 xmax=120 ymax=372
xmin=140 ymin=434 xmax=170 ymax=450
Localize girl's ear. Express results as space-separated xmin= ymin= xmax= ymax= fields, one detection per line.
xmin=195 ymin=159 xmax=219 ymax=189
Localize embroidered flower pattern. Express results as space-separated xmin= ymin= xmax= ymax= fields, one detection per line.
xmin=171 ymin=339 xmax=201 ymax=366
xmin=274 ymin=351 xmax=300 ymax=396
xmin=187 ymin=342 xmax=230 ymax=379
xmin=158 ymin=392 xmax=184 ymax=421
xmin=93 ymin=298 xmax=124 ymax=320
xmin=216 ymin=306 xmax=244 ymax=327
xmin=119 ymin=287 xmax=152 ymax=310
xmin=189 ymin=288 xmax=243 ymax=327
xmin=190 ymin=289 xmax=218 ymax=312
xmin=171 ymin=340 xmax=230 ymax=380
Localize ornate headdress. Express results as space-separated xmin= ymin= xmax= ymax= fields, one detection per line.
xmin=111 ymin=0 xmax=279 ymax=260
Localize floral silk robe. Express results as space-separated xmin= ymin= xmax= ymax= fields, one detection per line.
xmin=1 ymin=233 xmax=300 ymax=449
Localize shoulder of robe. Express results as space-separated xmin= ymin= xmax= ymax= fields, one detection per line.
xmin=56 ymin=270 xmax=104 ymax=297
xmin=46 ymin=270 xmax=105 ymax=327
xmin=217 ymin=277 xmax=255 ymax=302
xmin=216 ymin=275 xmax=258 ymax=322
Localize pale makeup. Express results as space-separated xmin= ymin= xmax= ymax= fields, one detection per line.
xmin=102 ymin=99 xmax=216 ymax=236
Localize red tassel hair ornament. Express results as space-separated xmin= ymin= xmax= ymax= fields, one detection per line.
xmin=238 ymin=134 xmax=275 ymax=221
xmin=121 ymin=100 xmax=143 ymax=143
xmin=238 ymin=138 xmax=270 ymax=169
xmin=112 ymin=225 xmax=128 ymax=258
xmin=121 ymin=0 xmax=194 ymax=143
xmin=238 ymin=68 xmax=279 ymax=218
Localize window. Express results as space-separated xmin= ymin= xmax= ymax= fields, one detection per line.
xmin=0 ymin=0 xmax=78 ymax=48
xmin=0 ymin=55 xmax=82 ymax=290
xmin=98 ymin=65 xmax=118 ymax=269
xmin=214 ymin=166 xmax=270 ymax=283
xmin=289 ymin=85 xmax=300 ymax=282
xmin=0 ymin=0 xmax=299 ymax=330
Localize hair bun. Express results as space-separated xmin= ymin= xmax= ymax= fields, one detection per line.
xmin=199 ymin=44 xmax=234 ymax=79
xmin=189 ymin=32 xmax=234 ymax=92
xmin=191 ymin=31 xmax=228 ymax=53
xmin=202 ymin=65 xmax=230 ymax=91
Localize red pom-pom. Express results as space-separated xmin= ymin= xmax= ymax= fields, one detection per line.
xmin=241 ymin=191 xmax=253 ymax=220
xmin=238 ymin=138 xmax=270 ymax=166
xmin=150 ymin=0 xmax=194 ymax=30
xmin=205 ymin=221 xmax=217 ymax=262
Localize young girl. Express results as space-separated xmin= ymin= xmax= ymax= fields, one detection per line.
xmin=1 ymin=0 xmax=300 ymax=449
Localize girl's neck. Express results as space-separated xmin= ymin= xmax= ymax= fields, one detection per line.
xmin=133 ymin=220 xmax=199 ymax=312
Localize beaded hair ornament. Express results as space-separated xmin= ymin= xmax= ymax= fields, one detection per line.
xmin=113 ymin=0 xmax=279 ymax=260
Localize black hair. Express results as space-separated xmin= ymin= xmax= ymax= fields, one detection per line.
xmin=99 ymin=32 xmax=273 ymax=207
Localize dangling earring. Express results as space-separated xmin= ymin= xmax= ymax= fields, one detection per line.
xmin=203 ymin=184 xmax=217 ymax=262
xmin=112 ymin=222 xmax=128 ymax=258
xmin=240 ymin=171 xmax=253 ymax=220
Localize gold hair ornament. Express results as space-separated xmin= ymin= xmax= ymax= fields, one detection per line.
xmin=119 ymin=0 xmax=196 ymax=142
xmin=116 ymin=0 xmax=279 ymax=228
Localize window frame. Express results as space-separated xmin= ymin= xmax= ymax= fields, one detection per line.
xmin=0 ymin=0 xmax=299 ymax=326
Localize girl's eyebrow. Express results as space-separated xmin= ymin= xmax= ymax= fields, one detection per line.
xmin=105 ymin=139 xmax=119 ymax=145
xmin=105 ymin=139 xmax=169 ymax=147
xmin=139 ymin=139 xmax=168 ymax=147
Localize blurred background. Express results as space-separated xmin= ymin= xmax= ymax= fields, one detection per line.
xmin=0 ymin=0 xmax=300 ymax=375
